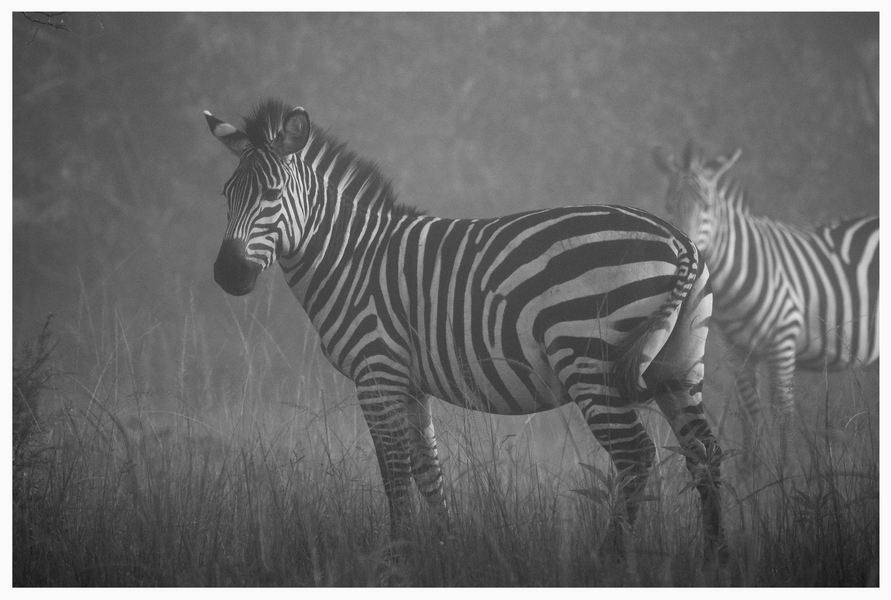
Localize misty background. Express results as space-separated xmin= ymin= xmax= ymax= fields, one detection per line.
xmin=12 ymin=13 xmax=879 ymax=470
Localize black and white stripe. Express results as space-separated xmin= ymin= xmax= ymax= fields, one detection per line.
xmin=205 ymin=99 xmax=727 ymax=560
xmin=654 ymin=142 xmax=878 ymax=459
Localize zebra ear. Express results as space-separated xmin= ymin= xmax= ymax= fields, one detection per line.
xmin=275 ymin=107 xmax=310 ymax=156
xmin=652 ymin=145 xmax=678 ymax=174
xmin=714 ymin=148 xmax=742 ymax=178
xmin=205 ymin=111 xmax=250 ymax=157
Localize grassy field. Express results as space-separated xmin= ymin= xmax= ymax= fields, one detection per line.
xmin=13 ymin=279 xmax=879 ymax=586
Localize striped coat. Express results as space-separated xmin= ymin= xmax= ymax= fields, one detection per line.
xmin=206 ymin=99 xmax=727 ymax=560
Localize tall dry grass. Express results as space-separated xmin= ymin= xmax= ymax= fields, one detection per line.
xmin=12 ymin=284 xmax=879 ymax=586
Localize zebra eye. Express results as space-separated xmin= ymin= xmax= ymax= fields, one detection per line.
xmin=261 ymin=188 xmax=281 ymax=202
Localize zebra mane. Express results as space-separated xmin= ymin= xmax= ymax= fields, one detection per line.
xmin=685 ymin=142 xmax=752 ymax=215
xmin=242 ymin=99 xmax=424 ymax=218
xmin=715 ymin=175 xmax=751 ymax=215
xmin=242 ymin=98 xmax=294 ymax=150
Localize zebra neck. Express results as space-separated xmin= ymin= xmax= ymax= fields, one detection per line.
xmin=702 ymin=192 xmax=753 ymax=299
xmin=277 ymin=127 xmax=425 ymax=330
xmin=280 ymin=189 xmax=407 ymax=320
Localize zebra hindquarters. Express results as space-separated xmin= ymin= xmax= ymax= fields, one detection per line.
xmin=644 ymin=265 xmax=728 ymax=565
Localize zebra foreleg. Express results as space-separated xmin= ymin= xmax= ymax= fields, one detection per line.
xmin=766 ymin=348 xmax=797 ymax=474
xmin=405 ymin=394 xmax=451 ymax=538
xmin=360 ymin=390 xmax=416 ymax=542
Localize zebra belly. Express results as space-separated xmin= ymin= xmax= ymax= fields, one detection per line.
xmin=410 ymin=342 xmax=570 ymax=416
xmin=411 ymin=293 xmax=671 ymax=416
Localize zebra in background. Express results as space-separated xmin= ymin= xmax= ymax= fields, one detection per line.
xmin=204 ymin=99 xmax=727 ymax=561
xmin=653 ymin=142 xmax=878 ymax=465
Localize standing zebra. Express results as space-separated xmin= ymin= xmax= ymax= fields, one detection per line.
xmin=204 ymin=99 xmax=727 ymax=560
xmin=653 ymin=142 xmax=878 ymax=464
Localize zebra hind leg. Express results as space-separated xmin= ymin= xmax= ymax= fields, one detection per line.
xmin=645 ymin=273 xmax=728 ymax=567
xmin=575 ymin=395 xmax=657 ymax=560
xmin=648 ymin=372 xmax=729 ymax=567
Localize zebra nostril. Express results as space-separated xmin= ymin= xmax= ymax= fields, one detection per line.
xmin=214 ymin=239 xmax=260 ymax=296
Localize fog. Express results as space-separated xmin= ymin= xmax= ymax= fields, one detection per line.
xmin=12 ymin=13 xmax=879 ymax=469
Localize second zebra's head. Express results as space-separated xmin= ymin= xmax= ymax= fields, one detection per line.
xmin=205 ymin=100 xmax=311 ymax=296
xmin=652 ymin=141 xmax=741 ymax=254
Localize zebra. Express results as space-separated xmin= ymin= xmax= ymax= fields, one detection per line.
xmin=204 ymin=99 xmax=727 ymax=560
xmin=653 ymin=141 xmax=878 ymax=464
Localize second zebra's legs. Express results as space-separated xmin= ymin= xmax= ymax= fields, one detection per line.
xmin=766 ymin=346 xmax=797 ymax=475
xmin=733 ymin=358 xmax=762 ymax=472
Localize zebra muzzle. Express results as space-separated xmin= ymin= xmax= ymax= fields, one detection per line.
xmin=214 ymin=239 xmax=262 ymax=296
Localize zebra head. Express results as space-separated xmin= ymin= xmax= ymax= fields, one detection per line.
xmin=653 ymin=141 xmax=741 ymax=254
xmin=205 ymin=101 xmax=311 ymax=296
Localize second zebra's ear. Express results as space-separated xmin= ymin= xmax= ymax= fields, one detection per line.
xmin=274 ymin=107 xmax=310 ymax=157
xmin=205 ymin=111 xmax=250 ymax=157
xmin=652 ymin=145 xmax=678 ymax=174
xmin=714 ymin=148 xmax=743 ymax=178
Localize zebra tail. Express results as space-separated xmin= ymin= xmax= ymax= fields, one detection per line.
xmin=612 ymin=243 xmax=701 ymax=404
